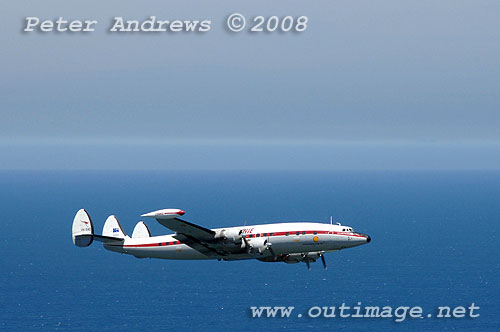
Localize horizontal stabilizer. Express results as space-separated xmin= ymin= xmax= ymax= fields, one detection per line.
xmin=73 ymin=234 xmax=123 ymax=245
xmin=72 ymin=209 xmax=126 ymax=247
xmin=93 ymin=234 xmax=124 ymax=242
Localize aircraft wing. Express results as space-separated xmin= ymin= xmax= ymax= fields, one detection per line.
xmin=156 ymin=217 xmax=215 ymax=240
xmin=173 ymin=232 xmax=223 ymax=257
xmin=141 ymin=209 xmax=223 ymax=257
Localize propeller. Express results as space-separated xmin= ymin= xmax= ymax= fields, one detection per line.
xmin=320 ymin=252 xmax=327 ymax=270
xmin=242 ymin=237 xmax=251 ymax=254
xmin=267 ymin=242 xmax=277 ymax=260
xmin=301 ymin=253 xmax=312 ymax=271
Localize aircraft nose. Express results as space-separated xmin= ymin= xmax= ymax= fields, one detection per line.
xmin=356 ymin=233 xmax=371 ymax=244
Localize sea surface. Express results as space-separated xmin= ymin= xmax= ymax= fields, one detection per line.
xmin=0 ymin=170 xmax=498 ymax=331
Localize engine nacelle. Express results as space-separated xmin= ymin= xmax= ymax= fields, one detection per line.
xmin=247 ymin=237 xmax=269 ymax=254
xmin=217 ymin=228 xmax=243 ymax=244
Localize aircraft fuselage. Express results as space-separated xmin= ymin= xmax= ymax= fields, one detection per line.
xmin=103 ymin=222 xmax=371 ymax=261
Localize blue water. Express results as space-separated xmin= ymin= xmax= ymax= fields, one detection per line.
xmin=1 ymin=171 xmax=499 ymax=331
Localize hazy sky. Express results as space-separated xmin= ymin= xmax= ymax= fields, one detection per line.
xmin=1 ymin=1 xmax=499 ymax=169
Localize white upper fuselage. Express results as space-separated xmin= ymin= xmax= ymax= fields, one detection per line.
xmin=104 ymin=222 xmax=370 ymax=260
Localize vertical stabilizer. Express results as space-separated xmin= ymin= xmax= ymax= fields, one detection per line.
xmin=102 ymin=215 xmax=128 ymax=238
xmin=132 ymin=221 xmax=151 ymax=238
xmin=72 ymin=209 xmax=94 ymax=247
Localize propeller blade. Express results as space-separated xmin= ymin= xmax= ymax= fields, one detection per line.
xmin=267 ymin=243 xmax=278 ymax=260
xmin=320 ymin=253 xmax=327 ymax=270
xmin=242 ymin=237 xmax=251 ymax=254
xmin=306 ymin=260 xmax=311 ymax=271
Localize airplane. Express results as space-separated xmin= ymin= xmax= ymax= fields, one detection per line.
xmin=71 ymin=208 xmax=371 ymax=270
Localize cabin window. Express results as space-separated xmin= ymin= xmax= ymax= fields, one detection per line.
xmin=270 ymin=233 xmax=274 ymax=236
xmin=313 ymin=231 xmax=317 ymax=235
xmin=296 ymin=231 xmax=300 ymax=235
xmin=256 ymin=234 xmax=260 ymax=237
xmin=302 ymin=231 xmax=306 ymax=235
xmin=286 ymin=232 xmax=289 ymax=236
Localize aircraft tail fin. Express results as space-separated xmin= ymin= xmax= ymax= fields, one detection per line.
xmin=102 ymin=215 xmax=128 ymax=239
xmin=132 ymin=221 xmax=151 ymax=238
xmin=72 ymin=209 xmax=94 ymax=247
xmin=72 ymin=209 xmax=126 ymax=247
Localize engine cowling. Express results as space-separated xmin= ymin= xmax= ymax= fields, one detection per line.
xmin=217 ymin=228 xmax=243 ymax=243
xmin=247 ymin=237 xmax=269 ymax=254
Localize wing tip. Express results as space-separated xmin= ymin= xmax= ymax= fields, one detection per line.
xmin=142 ymin=208 xmax=185 ymax=219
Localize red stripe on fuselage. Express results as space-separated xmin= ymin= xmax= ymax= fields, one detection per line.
xmin=118 ymin=230 xmax=366 ymax=248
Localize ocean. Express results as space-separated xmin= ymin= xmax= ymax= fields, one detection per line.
xmin=1 ymin=170 xmax=498 ymax=331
